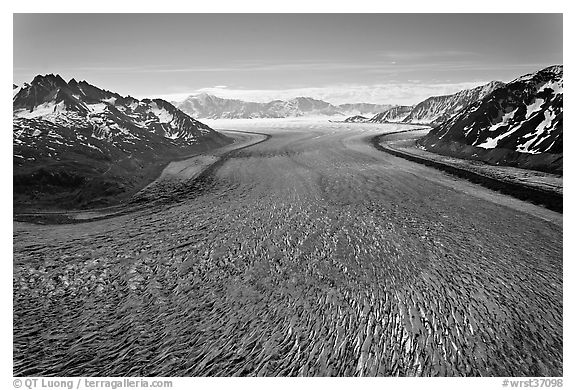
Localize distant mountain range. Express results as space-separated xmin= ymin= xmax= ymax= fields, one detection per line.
xmin=175 ymin=93 xmax=393 ymax=119
xmin=13 ymin=74 xmax=231 ymax=209
xmin=418 ymin=65 xmax=562 ymax=172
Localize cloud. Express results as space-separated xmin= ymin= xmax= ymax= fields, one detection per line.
xmin=153 ymin=81 xmax=492 ymax=106
xmin=375 ymin=50 xmax=481 ymax=61
xmin=26 ymin=61 xmax=388 ymax=74
xmin=67 ymin=61 xmax=525 ymax=75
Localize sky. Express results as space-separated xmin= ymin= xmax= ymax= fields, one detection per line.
xmin=13 ymin=14 xmax=563 ymax=105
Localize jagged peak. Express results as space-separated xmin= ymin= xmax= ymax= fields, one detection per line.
xmin=31 ymin=73 xmax=67 ymax=86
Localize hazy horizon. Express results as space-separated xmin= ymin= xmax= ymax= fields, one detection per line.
xmin=14 ymin=14 xmax=562 ymax=105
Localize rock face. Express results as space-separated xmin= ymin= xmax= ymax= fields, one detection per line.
xmin=175 ymin=93 xmax=392 ymax=119
xmin=368 ymin=106 xmax=414 ymax=123
xmin=418 ymin=66 xmax=563 ymax=173
xmin=357 ymin=81 xmax=503 ymax=126
xmin=402 ymin=82 xmax=505 ymax=125
xmin=13 ymin=74 xmax=232 ymax=209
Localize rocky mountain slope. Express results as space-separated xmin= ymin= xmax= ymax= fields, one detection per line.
xmin=13 ymin=74 xmax=232 ymax=209
xmin=367 ymin=105 xmax=414 ymax=123
xmin=418 ymin=65 xmax=563 ymax=173
xmin=343 ymin=115 xmax=369 ymax=123
xmin=402 ymin=81 xmax=505 ymax=125
xmin=176 ymin=93 xmax=392 ymax=119
xmin=348 ymin=81 xmax=504 ymax=126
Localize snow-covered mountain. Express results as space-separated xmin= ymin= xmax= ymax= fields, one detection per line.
xmin=418 ymin=65 xmax=562 ymax=172
xmin=14 ymin=74 xmax=222 ymax=143
xmin=13 ymin=74 xmax=231 ymax=209
xmin=421 ymin=66 xmax=562 ymax=153
xmin=175 ymin=93 xmax=392 ymax=119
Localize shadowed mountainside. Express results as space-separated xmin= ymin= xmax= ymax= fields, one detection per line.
xmin=13 ymin=75 xmax=232 ymax=209
xmin=418 ymin=65 xmax=562 ymax=173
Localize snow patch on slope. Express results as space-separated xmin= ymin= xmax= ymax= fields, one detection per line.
xmin=476 ymin=108 xmax=519 ymax=149
xmin=516 ymin=108 xmax=556 ymax=154
xmin=525 ymin=99 xmax=545 ymax=119
xmin=149 ymin=102 xmax=174 ymax=123
xmin=14 ymin=102 xmax=67 ymax=119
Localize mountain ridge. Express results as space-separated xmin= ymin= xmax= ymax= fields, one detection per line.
xmin=402 ymin=81 xmax=505 ymax=125
xmin=13 ymin=74 xmax=232 ymax=209
xmin=417 ymin=65 xmax=562 ymax=172
xmin=349 ymin=81 xmax=505 ymax=126
xmin=368 ymin=105 xmax=414 ymax=123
